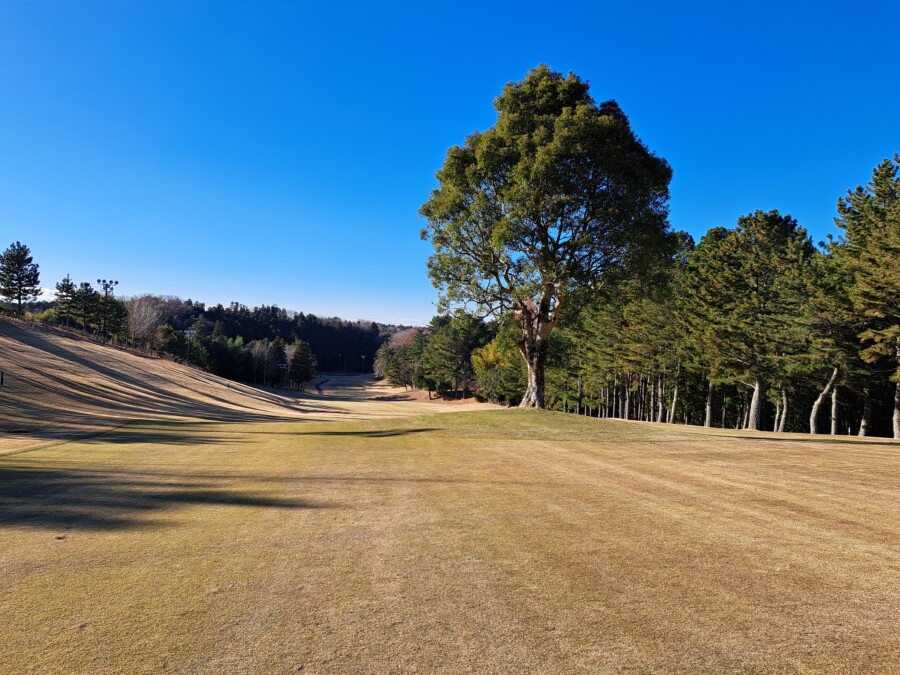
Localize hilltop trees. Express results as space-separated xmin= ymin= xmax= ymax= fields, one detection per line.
xmin=124 ymin=295 xmax=166 ymax=350
xmin=421 ymin=65 xmax=672 ymax=408
xmin=73 ymin=282 xmax=100 ymax=334
xmin=54 ymin=274 xmax=76 ymax=327
xmin=0 ymin=241 xmax=41 ymax=317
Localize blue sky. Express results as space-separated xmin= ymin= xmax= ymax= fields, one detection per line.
xmin=1 ymin=1 xmax=898 ymax=324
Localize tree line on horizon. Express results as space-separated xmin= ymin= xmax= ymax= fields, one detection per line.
xmin=0 ymin=254 xmax=386 ymax=388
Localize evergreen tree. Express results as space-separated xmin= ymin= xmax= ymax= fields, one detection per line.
xmin=834 ymin=155 xmax=900 ymax=438
xmin=54 ymin=274 xmax=76 ymax=328
xmin=422 ymin=314 xmax=491 ymax=398
xmin=270 ymin=337 xmax=287 ymax=386
xmin=0 ymin=241 xmax=41 ymax=317
xmin=472 ymin=319 xmax=527 ymax=405
xmin=289 ymin=340 xmax=317 ymax=389
xmin=682 ymin=211 xmax=816 ymax=430
xmin=73 ymin=282 xmax=101 ymax=334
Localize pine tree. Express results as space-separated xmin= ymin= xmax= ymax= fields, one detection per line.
xmin=0 ymin=241 xmax=41 ymax=317
xmin=834 ymin=155 xmax=900 ymax=438
xmin=289 ymin=340 xmax=317 ymax=389
xmin=681 ymin=211 xmax=816 ymax=430
xmin=73 ymin=282 xmax=100 ymax=334
xmin=55 ymin=274 xmax=76 ymax=328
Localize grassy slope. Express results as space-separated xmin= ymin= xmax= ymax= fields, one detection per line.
xmin=0 ymin=320 xmax=478 ymax=454
xmin=1 ymin=408 xmax=898 ymax=673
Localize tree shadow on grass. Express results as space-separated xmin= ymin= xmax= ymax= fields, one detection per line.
xmin=243 ymin=427 xmax=442 ymax=438
xmin=75 ymin=421 xmax=249 ymax=446
xmin=0 ymin=323 xmax=349 ymax=438
xmin=0 ymin=464 xmax=326 ymax=531
xmin=707 ymin=434 xmax=900 ymax=448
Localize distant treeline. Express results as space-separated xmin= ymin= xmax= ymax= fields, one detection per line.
xmin=0 ymin=262 xmax=393 ymax=387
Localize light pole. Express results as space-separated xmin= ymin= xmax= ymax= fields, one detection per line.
xmin=96 ymin=279 xmax=118 ymax=337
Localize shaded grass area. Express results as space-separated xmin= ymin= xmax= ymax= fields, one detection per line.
xmin=0 ymin=463 xmax=323 ymax=530
xmin=1 ymin=410 xmax=898 ymax=673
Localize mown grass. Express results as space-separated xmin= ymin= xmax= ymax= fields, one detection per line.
xmin=1 ymin=409 xmax=898 ymax=673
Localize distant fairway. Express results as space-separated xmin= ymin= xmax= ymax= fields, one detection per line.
xmin=1 ymin=327 xmax=899 ymax=673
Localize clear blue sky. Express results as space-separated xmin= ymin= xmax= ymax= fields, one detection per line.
xmin=2 ymin=1 xmax=898 ymax=324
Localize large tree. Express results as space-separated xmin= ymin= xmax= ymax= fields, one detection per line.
xmin=834 ymin=155 xmax=900 ymax=438
xmin=0 ymin=241 xmax=41 ymax=318
xmin=420 ymin=65 xmax=672 ymax=408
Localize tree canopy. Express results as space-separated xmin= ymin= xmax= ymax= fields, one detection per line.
xmin=0 ymin=241 xmax=41 ymax=317
xmin=421 ymin=65 xmax=672 ymax=407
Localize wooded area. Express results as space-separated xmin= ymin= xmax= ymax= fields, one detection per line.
xmin=387 ymin=153 xmax=900 ymax=438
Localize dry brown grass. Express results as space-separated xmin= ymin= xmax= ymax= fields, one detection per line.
xmin=0 ymin=320 xmax=486 ymax=453
xmin=1 ymin=322 xmax=898 ymax=673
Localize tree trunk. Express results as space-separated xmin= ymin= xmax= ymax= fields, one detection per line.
xmin=638 ymin=377 xmax=645 ymax=421
xmin=895 ymin=340 xmax=900 ymax=440
xmin=747 ymin=380 xmax=764 ymax=430
xmin=576 ymin=372 xmax=582 ymax=416
xmin=704 ymin=380 xmax=714 ymax=428
xmin=858 ymin=388 xmax=871 ymax=437
xmin=624 ymin=377 xmax=632 ymax=420
xmin=667 ymin=365 xmax=680 ymax=424
xmin=830 ymin=385 xmax=839 ymax=436
xmin=519 ymin=339 xmax=549 ymax=409
xmin=809 ymin=367 xmax=839 ymax=434
xmin=778 ymin=388 xmax=788 ymax=433
xmin=656 ymin=378 xmax=665 ymax=423
xmin=741 ymin=390 xmax=749 ymax=429
xmin=894 ymin=379 xmax=900 ymax=441
xmin=773 ymin=401 xmax=781 ymax=434
xmin=721 ymin=391 xmax=728 ymax=428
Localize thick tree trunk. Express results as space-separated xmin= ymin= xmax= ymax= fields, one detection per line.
xmin=858 ymin=388 xmax=871 ymax=437
xmin=704 ymin=380 xmax=714 ymax=428
xmin=809 ymin=367 xmax=839 ymax=434
xmin=778 ymin=388 xmax=788 ymax=433
xmin=747 ymin=380 xmax=764 ymax=430
xmin=519 ymin=349 xmax=547 ymax=409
